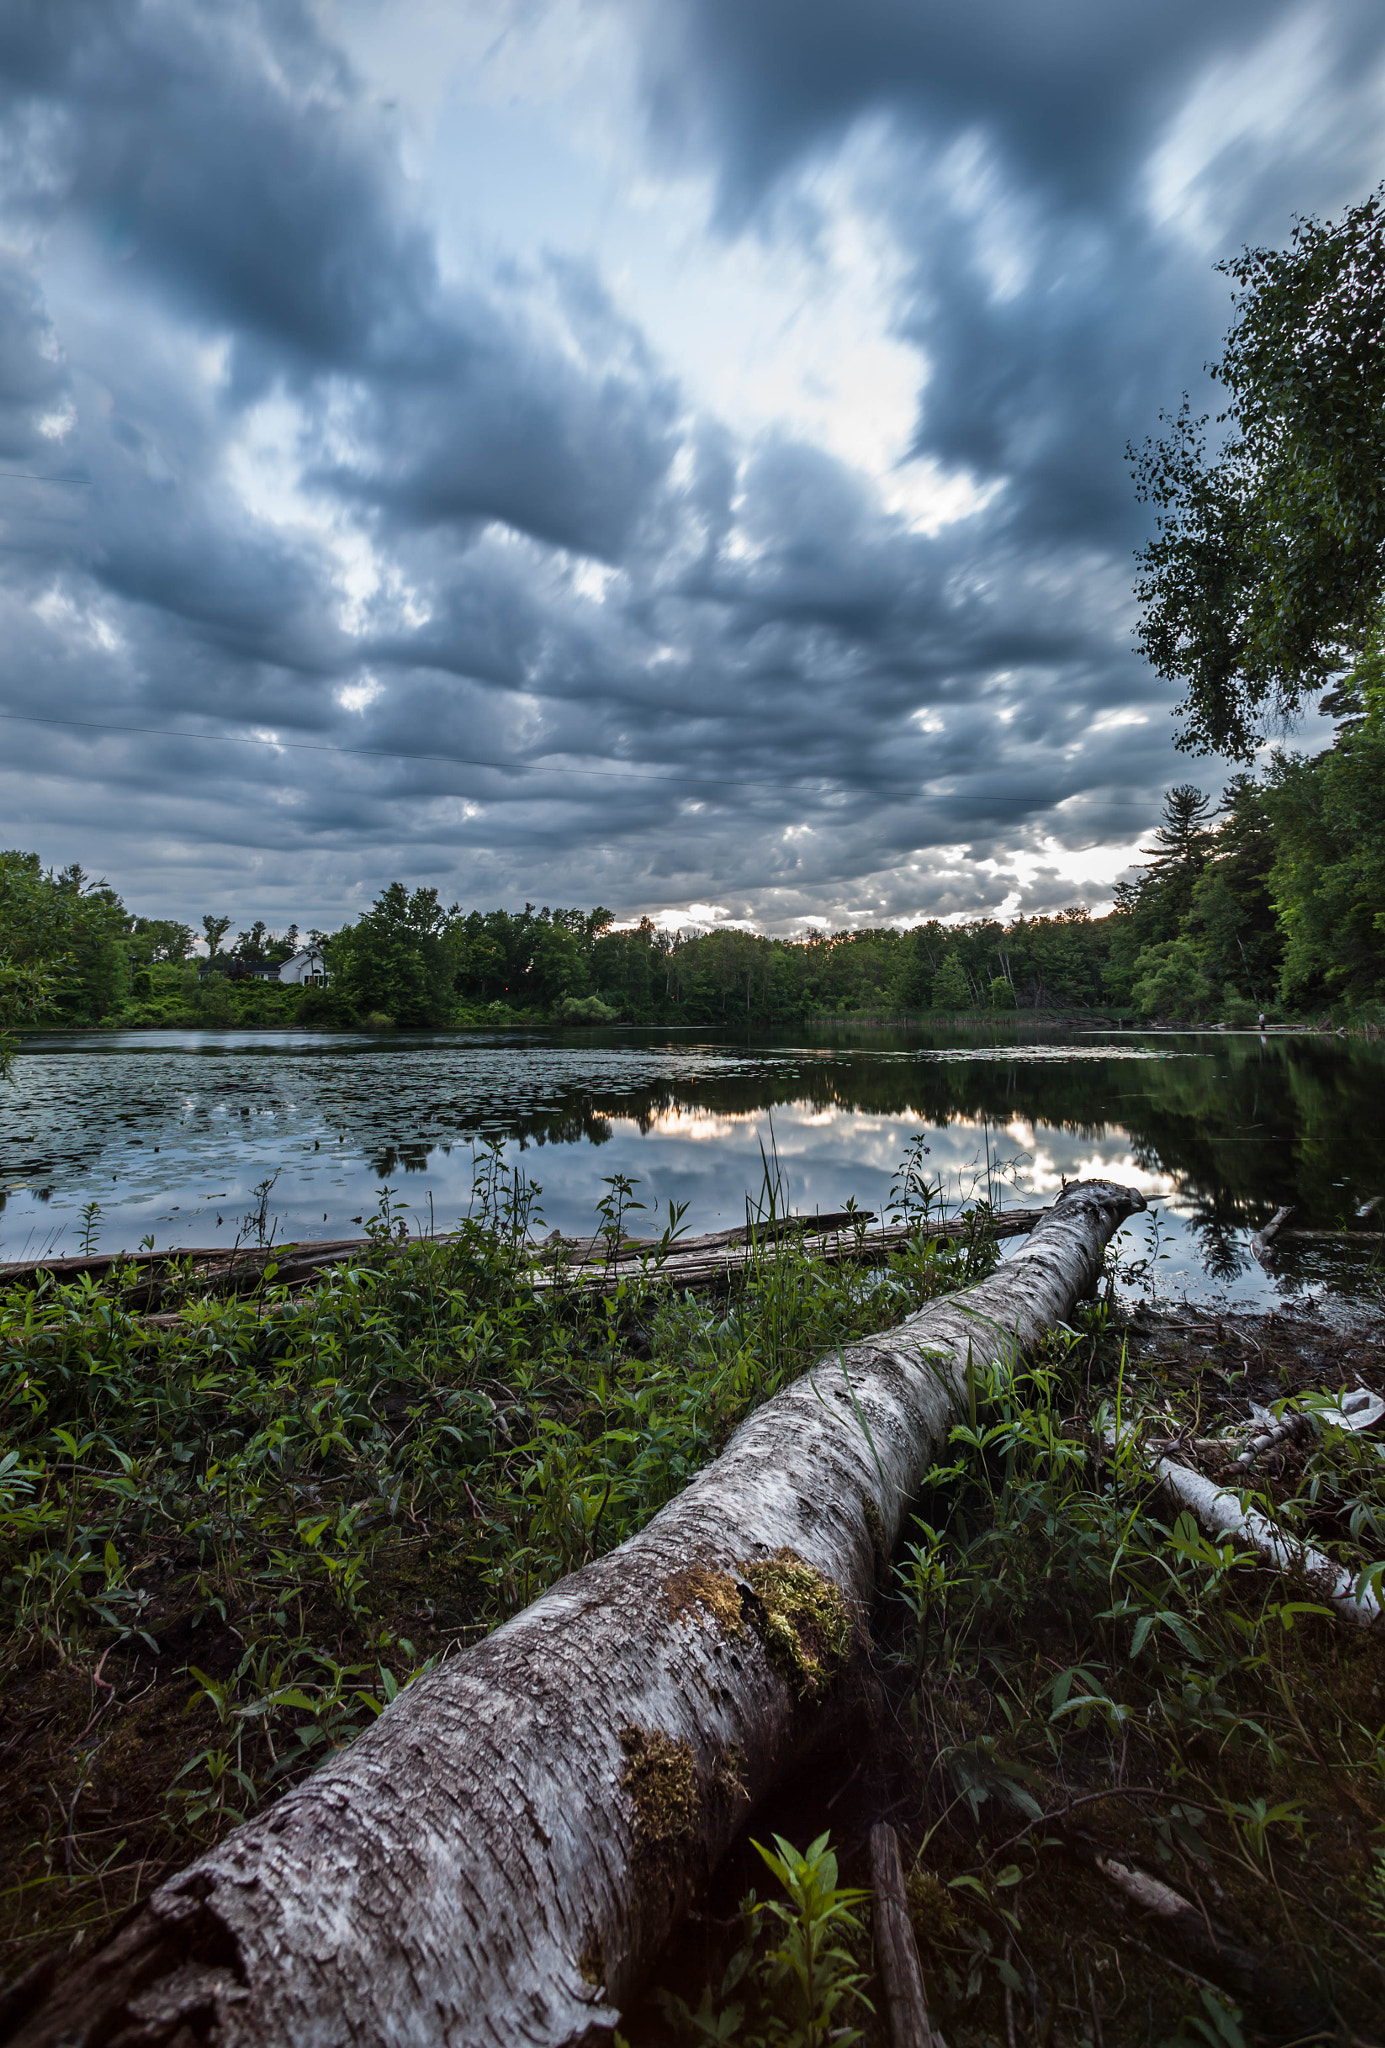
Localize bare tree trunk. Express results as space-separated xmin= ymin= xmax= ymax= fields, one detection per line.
xmin=5 ymin=1182 xmax=1143 ymax=2048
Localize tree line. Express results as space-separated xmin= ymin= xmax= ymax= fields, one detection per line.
xmin=0 ymin=859 xmax=1103 ymax=1037
xmin=2 ymin=755 xmax=1382 ymax=1043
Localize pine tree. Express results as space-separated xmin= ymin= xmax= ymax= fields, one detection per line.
xmin=1141 ymin=785 xmax=1216 ymax=875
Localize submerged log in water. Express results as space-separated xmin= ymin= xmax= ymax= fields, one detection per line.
xmin=4 ymin=1181 xmax=1144 ymax=2048
xmin=0 ymin=1206 xmax=1049 ymax=1308
xmin=535 ymin=1205 xmax=1050 ymax=1294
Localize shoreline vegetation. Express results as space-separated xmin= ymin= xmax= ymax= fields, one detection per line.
xmin=2 ymin=1152 xmax=1383 ymax=2041
xmin=0 ymin=1154 xmax=999 ymax=1968
xmin=2 ymin=1181 xmax=1145 ymax=2043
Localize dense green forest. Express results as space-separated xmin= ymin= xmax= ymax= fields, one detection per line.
xmin=1 ymin=715 xmax=1383 ymax=1041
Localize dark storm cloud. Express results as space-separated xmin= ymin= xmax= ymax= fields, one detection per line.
xmin=327 ymin=277 xmax=680 ymax=563
xmin=1 ymin=0 xmax=1382 ymax=931
xmin=0 ymin=252 xmax=69 ymax=459
xmin=593 ymin=0 xmax=1385 ymax=907
xmin=0 ymin=0 xmax=689 ymax=927
xmin=623 ymin=0 xmax=1385 ymax=555
xmin=622 ymin=0 xmax=1379 ymax=223
xmin=0 ymin=0 xmax=425 ymax=366
xmin=0 ymin=0 xmax=676 ymax=577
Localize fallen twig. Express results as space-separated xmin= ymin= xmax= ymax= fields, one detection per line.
xmin=1069 ymin=1835 xmax=1333 ymax=2039
xmin=869 ymin=1822 xmax=947 ymax=2048
xmin=1107 ymin=1426 xmax=1382 ymax=1627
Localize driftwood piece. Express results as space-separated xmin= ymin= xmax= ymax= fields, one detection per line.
xmin=1109 ymin=1430 xmax=1382 ymax=1627
xmin=868 ymin=1824 xmax=946 ymax=2048
xmin=1148 ymin=1389 xmax=1385 ymax=1475
xmin=1250 ymin=1204 xmax=1294 ymax=1272
xmin=0 ymin=1239 xmax=374 ymax=1299
xmin=0 ymin=1246 xmax=222 ymax=1287
xmin=0 ymin=1216 xmax=887 ymax=1290
xmin=3 ymin=1181 xmax=1143 ymax=2048
xmin=536 ymin=1209 xmax=1048 ymax=1297
xmin=545 ymin=1211 xmax=875 ymax=1263
xmin=1227 ymin=1406 xmax=1312 ymax=1471
xmin=1226 ymin=1386 xmax=1384 ymax=1469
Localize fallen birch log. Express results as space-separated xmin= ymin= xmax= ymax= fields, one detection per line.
xmin=4 ymin=1180 xmax=1143 ymax=2048
xmin=1108 ymin=1431 xmax=1383 ymax=1627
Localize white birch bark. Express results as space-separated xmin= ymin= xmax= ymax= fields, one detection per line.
xmin=6 ymin=1181 xmax=1143 ymax=2048
xmin=1107 ymin=1432 xmax=1383 ymax=1625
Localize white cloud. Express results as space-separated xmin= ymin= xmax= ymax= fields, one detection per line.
xmin=337 ymin=674 xmax=384 ymax=713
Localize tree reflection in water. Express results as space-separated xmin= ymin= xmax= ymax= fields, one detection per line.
xmin=2 ymin=1025 xmax=1382 ymax=1291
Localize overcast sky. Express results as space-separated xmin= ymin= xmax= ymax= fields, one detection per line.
xmin=1 ymin=1 xmax=1382 ymax=936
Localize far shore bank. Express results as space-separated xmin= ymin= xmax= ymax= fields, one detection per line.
xmin=12 ymin=1005 xmax=1380 ymax=1038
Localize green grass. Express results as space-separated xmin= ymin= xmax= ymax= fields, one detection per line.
xmin=0 ymin=1147 xmax=991 ymax=1971
xmin=10 ymin=1148 xmax=1382 ymax=2042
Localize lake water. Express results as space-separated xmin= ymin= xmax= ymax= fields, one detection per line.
xmin=3 ymin=1024 xmax=1383 ymax=1309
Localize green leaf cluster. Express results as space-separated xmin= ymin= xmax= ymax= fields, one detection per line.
xmin=658 ymin=1831 xmax=872 ymax=2048
xmin=1133 ymin=185 xmax=1385 ymax=758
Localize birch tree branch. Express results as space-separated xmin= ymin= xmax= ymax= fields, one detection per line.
xmin=869 ymin=1823 xmax=947 ymax=2048
xmin=1107 ymin=1432 xmax=1383 ymax=1626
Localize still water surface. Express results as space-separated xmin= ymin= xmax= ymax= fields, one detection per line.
xmin=3 ymin=1024 xmax=1383 ymax=1307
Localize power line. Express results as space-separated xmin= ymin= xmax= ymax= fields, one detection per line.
xmin=0 ymin=704 xmax=1165 ymax=806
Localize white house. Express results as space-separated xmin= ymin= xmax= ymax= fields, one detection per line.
xmin=277 ymin=945 xmax=330 ymax=986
